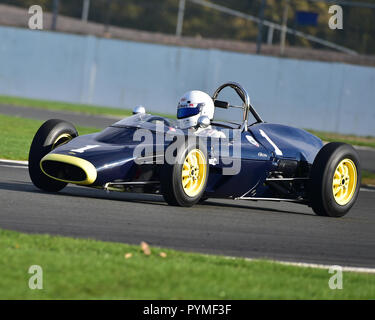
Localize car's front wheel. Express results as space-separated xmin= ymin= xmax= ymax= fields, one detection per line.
xmin=309 ymin=142 xmax=361 ymax=217
xmin=160 ymin=139 xmax=209 ymax=207
xmin=29 ymin=119 xmax=78 ymax=192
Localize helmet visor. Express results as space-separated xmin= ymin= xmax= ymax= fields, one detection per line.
xmin=177 ymin=103 xmax=204 ymax=119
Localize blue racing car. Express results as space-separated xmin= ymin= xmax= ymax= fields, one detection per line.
xmin=28 ymin=82 xmax=361 ymax=217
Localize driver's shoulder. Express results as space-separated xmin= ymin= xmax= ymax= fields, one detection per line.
xmin=195 ymin=126 xmax=226 ymax=138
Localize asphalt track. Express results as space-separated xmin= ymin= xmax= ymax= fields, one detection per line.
xmin=0 ymin=162 xmax=374 ymax=268
xmin=1 ymin=105 xmax=374 ymax=268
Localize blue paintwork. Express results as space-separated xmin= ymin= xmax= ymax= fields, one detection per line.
xmin=249 ymin=123 xmax=323 ymax=163
xmin=51 ymin=134 xmax=138 ymax=186
xmin=203 ymin=123 xmax=323 ymax=198
xmin=47 ymin=116 xmax=323 ymax=199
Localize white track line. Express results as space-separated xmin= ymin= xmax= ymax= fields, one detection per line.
xmin=224 ymin=256 xmax=375 ymax=274
xmin=0 ymin=159 xmax=28 ymax=165
xmin=274 ymin=260 xmax=375 ymax=274
xmin=0 ymin=159 xmax=28 ymax=169
xmin=0 ymin=164 xmax=27 ymax=169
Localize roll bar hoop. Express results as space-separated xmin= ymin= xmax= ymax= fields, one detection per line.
xmin=212 ymin=82 xmax=264 ymax=131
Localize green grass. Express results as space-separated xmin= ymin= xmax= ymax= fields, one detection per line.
xmin=0 ymin=95 xmax=173 ymax=119
xmin=362 ymin=170 xmax=375 ymax=186
xmin=0 ymin=114 xmax=99 ymax=160
xmin=1 ymin=228 xmax=374 ymax=299
xmin=0 ymin=95 xmax=132 ymax=117
xmin=307 ymin=129 xmax=375 ymax=149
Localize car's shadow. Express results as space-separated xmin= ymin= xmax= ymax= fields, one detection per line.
xmin=200 ymin=199 xmax=314 ymax=216
xmin=0 ymin=180 xmax=314 ymax=216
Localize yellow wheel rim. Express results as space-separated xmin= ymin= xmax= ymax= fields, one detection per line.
xmin=181 ymin=149 xmax=207 ymax=197
xmin=332 ymin=158 xmax=357 ymax=206
xmin=52 ymin=133 xmax=72 ymax=150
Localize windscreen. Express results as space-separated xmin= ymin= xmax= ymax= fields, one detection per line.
xmin=111 ymin=114 xmax=177 ymax=131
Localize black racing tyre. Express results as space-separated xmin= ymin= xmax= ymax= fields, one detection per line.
xmin=28 ymin=119 xmax=78 ymax=192
xmin=160 ymin=138 xmax=209 ymax=207
xmin=199 ymin=197 xmax=209 ymax=203
xmin=309 ymin=142 xmax=361 ymax=217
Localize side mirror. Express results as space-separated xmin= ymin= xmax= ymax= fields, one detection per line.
xmin=197 ymin=115 xmax=211 ymax=128
xmin=132 ymin=105 xmax=146 ymax=115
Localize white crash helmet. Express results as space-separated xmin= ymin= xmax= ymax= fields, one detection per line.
xmin=177 ymin=90 xmax=215 ymax=129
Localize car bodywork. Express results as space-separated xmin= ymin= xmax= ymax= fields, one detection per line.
xmin=39 ymin=82 xmax=324 ymax=204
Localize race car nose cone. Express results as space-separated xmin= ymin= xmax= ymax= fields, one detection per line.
xmin=40 ymin=154 xmax=97 ymax=185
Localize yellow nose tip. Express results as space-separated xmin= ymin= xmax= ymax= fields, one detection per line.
xmin=40 ymin=153 xmax=97 ymax=185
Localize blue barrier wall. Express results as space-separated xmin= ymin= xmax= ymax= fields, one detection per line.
xmin=0 ymin=26 xmax=374 ymax=136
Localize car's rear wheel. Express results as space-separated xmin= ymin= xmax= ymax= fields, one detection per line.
xmin=29 ymin=119 xmax=78 ymax=192
xmin=160 ymin=139 xmax=209 ymax=207
xmin=309 ymin=142 xmax=361 ymax=217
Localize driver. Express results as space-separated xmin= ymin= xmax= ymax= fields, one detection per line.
xmin=176 ymin=90 xmax=225 ymax=138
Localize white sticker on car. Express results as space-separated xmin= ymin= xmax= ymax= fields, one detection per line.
xmin=71 ymin=145 xmax=100 ymax=153
xmin=245 ymin=135 xmax=260 ymax=147
xmin=259 ymin=130 xmax=283 ymax=156
xmin=258 ymin=152 xmax=268 ymax=158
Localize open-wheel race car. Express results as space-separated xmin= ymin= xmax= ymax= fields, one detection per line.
xmin=29 ymin=82 xmax=361 ymax=217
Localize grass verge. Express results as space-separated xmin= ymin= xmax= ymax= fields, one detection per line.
xmin=0 ymin=114 xmax=99 ymax=160
xmin=1 ymin=228 xmax=374 ymax=299
xmin=0 ymin=95 xmax=172 ymax=119
xmin=0 ymin=95 xmax=132 ymax=117
xmin=306 ymin=129 xmax=375 ymax=149
xmin=362 ymin=170 xmax=375 ymax=186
